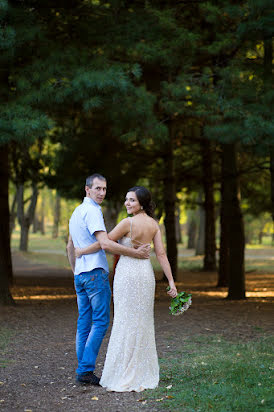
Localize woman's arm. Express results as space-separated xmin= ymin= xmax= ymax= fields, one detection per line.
xmin=75 ymin=241 xmax=101 ymax=258
xmin=75 ymin=219 xmax=150 ymax=259
xmin=75 ymin=219 xmax=129 ymax=258
xmin=153 ymin=228 xmax=177 ymax=298
xmin=66 ymin=235 xmax=76 ymax=272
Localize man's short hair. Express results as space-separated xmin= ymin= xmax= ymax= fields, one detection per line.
xmin=86 ymin=174 xmax=106 ymax=188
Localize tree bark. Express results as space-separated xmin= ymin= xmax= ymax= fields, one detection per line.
xmin=0 ymin=145 xmax=14 ymax=304
xmin=17 ymin=183 xmax=38 ymax=251
xmin=264 ymin=37 xmax=273 ymax=243
xmin=163 ymin=125 xmax=177 ymax=280
xmin=103 ymin=201 xmax=121 ymax=232
xmin=40 ymin=193 xmax=45 ymax=235
xmin=175 ymin=206 xmax=182 ymax=244
xmin=223 ymin=144 xmax=246 ymax=299
xmin=195 ymin=190 xmax=205 ymax=255
xmin=218 ymin=149 xmax=230 ymax=287
xmin=202 ymin=139 xmax=216 ymax=270
xmin=187 ymin=210 xmax=197 ymax=249
xmin=270 ymin=146 xmax=274 ymax=243
xmin=52 ymin=192 xmax=61 ymax=238
xmin=9 ymin=192 xmax=17 ymax=235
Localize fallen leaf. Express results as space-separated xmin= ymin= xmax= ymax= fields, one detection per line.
xmin=91 ymin=396 xmax=98 ymax=401
xmin=166 ymin=395 xmax=174 ymax=399
xmin=21 ymin=383 xmax=26 ymax=387
xmin=166 ymin=384 xmax=172 ymax=389
xmin=137 ymin=399 xmax=146 ymax=402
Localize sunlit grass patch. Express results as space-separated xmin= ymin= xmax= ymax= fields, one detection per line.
xmin=0 ymin=329 xmax=13 ymax=368
xmin=11 ymin=229 xmax=67 ymax=252
xmin=146 ymin=335 xmax=274 ymax=411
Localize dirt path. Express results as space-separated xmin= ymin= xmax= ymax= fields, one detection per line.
xmin=0 ymin=257 xmax=273 ymax=412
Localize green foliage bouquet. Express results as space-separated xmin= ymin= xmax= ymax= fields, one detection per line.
xmin=167 ymin=288 xmax=192 ymax=316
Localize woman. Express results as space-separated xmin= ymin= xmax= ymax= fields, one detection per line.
xmin=75 ymin=186 xmax=177 ymax=392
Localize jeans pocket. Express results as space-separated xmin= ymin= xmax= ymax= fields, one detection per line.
xmin=101 ymin=271 xmax=109 ymax=283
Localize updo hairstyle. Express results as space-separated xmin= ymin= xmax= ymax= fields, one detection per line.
xmin=128 ymin=186 xmax=155 ymax=218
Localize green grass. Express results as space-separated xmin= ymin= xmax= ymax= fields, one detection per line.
xmin=146 ymin=335 xmax=274 ymax=412
xmin=11 ymin=230 xmax=67 ymax=253
xmin=11 ymin=230 xmax=274 ymax=273
xmin=245 ymin=260 xmax=274 ymax=273
xmin=0 ymin=328 xmax=13 ymax=368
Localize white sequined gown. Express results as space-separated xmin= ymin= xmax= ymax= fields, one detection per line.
xmin=100 ymin=236 xmax=159 ymax=392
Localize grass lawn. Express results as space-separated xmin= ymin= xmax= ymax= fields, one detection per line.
xmin=145 ymin=335 xmax=274 ymax=412
xmin=11 ymin=230 xmax=274 ymax=274
xmin=0 ymin=328 xmax=13 ymax=369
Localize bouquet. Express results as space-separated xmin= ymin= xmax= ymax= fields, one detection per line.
xmin=167 ymin=287 xmax=192 ymax=316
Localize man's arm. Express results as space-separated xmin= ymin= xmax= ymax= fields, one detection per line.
xmin=66 ymin=235 xmax=76 ymax=272
xmin=95 ymin=231 xmax=150 ymax=259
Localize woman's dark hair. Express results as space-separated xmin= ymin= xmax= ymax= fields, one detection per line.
xmin=128 ymin=186 xmax=155 ymax=218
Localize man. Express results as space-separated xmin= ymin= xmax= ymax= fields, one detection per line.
xmin=67 ymin=173 xmax=150 ymax=385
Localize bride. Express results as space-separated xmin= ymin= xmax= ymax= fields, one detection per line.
xmin=75 ymin=186 xmax=177 ymax=392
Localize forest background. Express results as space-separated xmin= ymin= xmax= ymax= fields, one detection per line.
xmin=0 ymin=0 xmax=273 ymax=304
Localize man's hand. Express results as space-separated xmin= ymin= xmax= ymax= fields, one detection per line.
xmin=133 ymin=243 xmax=151 ymax=259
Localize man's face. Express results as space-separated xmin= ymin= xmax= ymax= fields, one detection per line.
xmin=85 ymin=177 xmax=107 ymax=204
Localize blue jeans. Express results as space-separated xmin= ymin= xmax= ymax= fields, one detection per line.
xmin=74 ymin=268 xmax=111 ymax=375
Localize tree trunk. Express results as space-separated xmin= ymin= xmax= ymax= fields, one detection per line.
xmin=264 ymin=37 xmax=273 ymax=243
xmin=52 ymin=192 xmax=61 ymax=238
xmin=202 ymin=139 xmax=216 ymax=270
xmin=175 ymin=206 xmax=182 ymax=244
xmin=163 ymin=125 xmax=177 ymax=280
xmin=40 ymin=193 xmax=45 ymax=235
xmin=224 ymin=144 xmax=245 ymax=299
xmin=32 ymin=213 xmax=39 ymax=233
xmin=103 ymin=201 xmax=121 ymax=232
xmin=195 ymin=190 xmax=205 ymax=255
xmin=270 ymin=146 xmax=274 ymax=244
xmin=0 ymin=145 xmax=14 ymax=304
xmin=17 ymin=183 xmax=38 ymax=251
xmin=187 ymin=210 xmax=197 ymax=249
xmin=9 ymin=192 xmax=17 ymax=235
xmin=217 ymin=149 xmax=230 ymax=287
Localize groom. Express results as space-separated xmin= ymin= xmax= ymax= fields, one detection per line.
xmin=67 ymin=173 xmax=150 ymax=385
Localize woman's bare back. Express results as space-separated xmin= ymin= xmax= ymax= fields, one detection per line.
xmin=125 ymin=214 xmax=158 ymax=245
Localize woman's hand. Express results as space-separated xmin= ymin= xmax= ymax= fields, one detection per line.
xmin=75 ymin=248 xmax=83 ymax=258
xmin=167 ymin=281 xmax=177 ymax=298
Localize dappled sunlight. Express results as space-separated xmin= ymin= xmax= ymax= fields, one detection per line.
xmin=11 ymin=267 xmax=274 ymax=303
xmin=14 ymin=294 xmax=75 ymax=301
xmin=11 ymin=286 xmax=76 ymax=302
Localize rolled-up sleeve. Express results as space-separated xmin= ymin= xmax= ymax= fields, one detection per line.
xmin=85 ymin=207 xmax=106 ymax=236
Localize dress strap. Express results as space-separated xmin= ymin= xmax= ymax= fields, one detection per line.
xmin=128 ymin=217 xmax=133 ymax=240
